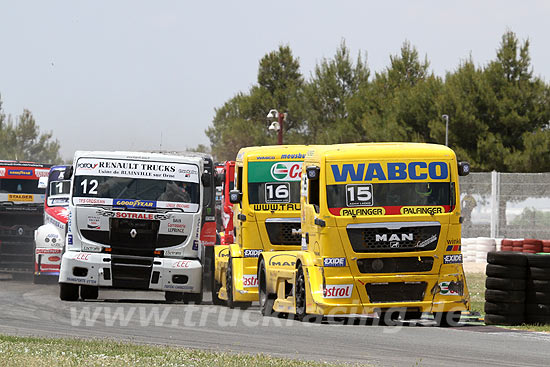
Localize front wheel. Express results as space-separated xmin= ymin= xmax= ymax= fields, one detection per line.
xmin=60 ymin=283 xmax=79 ymax=301
xmin=183 ymin=292 xmax=203 ymax=305
xmin=226 ymin=258 xmax=235 ymax=308
xmin=294 ymin=265 xmax=322 ymax=322
xmin=258 ymin=259 xmax=275 ymax=316
xmin=165 ymin=291 xmax=184 ymax=303
xmin=80 ymin=285 xmax=99 ymax=300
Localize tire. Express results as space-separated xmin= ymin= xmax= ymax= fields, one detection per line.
xmin=525 ymin=314 xmax=550 ymax=325
xmin=485 ymin=313 xmax=524 ymax=326
xmin=182 ymin=292 xmax=203 ymax=305
xmin=486 ymin=251 xmax=527 ymax=266
xmin=258 ymin=259 xmax=275 ymax=317
xmin=526 ymin=254 xmax=550 ymax=268
xmin=529 ymin=267 xmax=550 ymax=280
xmin=485 ymin=277 xmax=526 ymax=291
xmin=525 ymin=303 xmax=550 ymax=316
xmin=486 ymin=264 xmax=526 ymax=279
xmin=484 ymin=301 xmax=525 ymax=316
xmin=523 ymin=244 xmax=542 ymax=252
xmin=485 ymin=289 xmax=525 ymax=303
xmin=165 ymin=291 xmax=184 ymax=302
xmin=526 ymin=279 xmax=550 ymax=292
xmin=526 ymin=291 xmax=550 ymax=304
xmin=80 ymin=285 xmax=99 ymax=300
xmin=226 ymin=258 xmax=235 ymax=309
xmin=294 ymin=265 xmax=307 ymax=321
xmin=436 ymin=311 xmax=461 ymax=327
xmin=59 ymin=283 xmax=79 ymax=301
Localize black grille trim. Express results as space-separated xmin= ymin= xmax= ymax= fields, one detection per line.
xmin=365 ymin=282 xmax=427 ymax=303
xmin=347 ymin=222 xmax=440 ymax=253
xmin=265 ymin=219 xmax=301 ymax=246
xmin=357 ymin=257 xmax=434 ymax=273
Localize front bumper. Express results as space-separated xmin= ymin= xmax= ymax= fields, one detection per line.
xmin=59 ymin=251 xmax=202 ymax=293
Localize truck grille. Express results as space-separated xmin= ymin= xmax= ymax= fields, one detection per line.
xmin=0 ymin=211 xmax=42 ymax=272
xmin=365 ymin=282 xmax=427 ymax=303
xmin=347 ymin=222 xmax=440 ymax=253
xmin=265 ymin=219 xmax=301 ymax=246
xmin=111 ymin=255 xmax=153 ymax=290
xmin=357 ymin=257 xmax=434 ymax=273
xmin=80 ymin=218 xmax=187 ymax=256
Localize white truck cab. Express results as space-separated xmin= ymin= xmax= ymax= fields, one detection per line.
xmin=59 ymin=151 xmax=208 ymax=302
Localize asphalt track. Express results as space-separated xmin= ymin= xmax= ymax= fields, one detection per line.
xmin=1 ymin=277 xmax=550 ymax=366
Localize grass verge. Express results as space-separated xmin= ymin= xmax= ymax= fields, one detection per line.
xmin=0 ymin=334 xmax=365 ymax=367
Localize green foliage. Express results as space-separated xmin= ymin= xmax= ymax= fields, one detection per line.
xmin=0 ymin=97 xmax=61 ymax=164
xmin=206 ymin=31 xmax=550 ymax=172
xmin=510 ymin=207 xmax=550 ymax=227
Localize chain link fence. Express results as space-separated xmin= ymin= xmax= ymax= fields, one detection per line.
xmin=460 ymin=172 xmax=550 ymax=239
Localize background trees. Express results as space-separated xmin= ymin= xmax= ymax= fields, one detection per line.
xmin=0 ymin=97 xmax=61 ymax=163
xmin=206 ymin=31 xmax=550 ymax=172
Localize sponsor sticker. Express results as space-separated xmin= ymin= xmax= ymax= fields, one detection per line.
xmin=323 ymin=257 xmax=346 ymax=267
xmin=0 ymin=168 xmax=5 ymax=176
xmin=242 ymin=274 xmax=258 ymax=288
xmin=400 ymin=206 xmax=445 ymax=215
xmin=417 ymin=234 xmax=438 ymax=248
xmin=173 ymin=260 xmax=192 ymax=268
xmin=247 ymin=161 xmax=303 ymax=182
xmin=35 ymin=169 xmax=50 ymax=178
xmin=439 ymin=281 xmax=459 ymax=296
xmin=324 ymin=284 xmax=354 ymax=299
xmin=167 ymin=222 xmax=186 ymax=234
xmin=164 ymin=249 xmax=182 ymax=257
xmin=243 ymin=249 xmax=262 ymax=258
xmin=67 ymin=234 xmax=73 ymax=245
xmin=329 ymin=161 xmax=449 ymax=183
xmin=268 ymin=254 xmax=296 ymax=267
xmin=339 ymin=207 xmax=385 ymax=216
xmin=82 ymin=245 xmax=101 ymax=252
xmin=87 ymin=216 xmax=101 ymax=229
xmin=252 ymin=203 xmax=300 ymax=211
xmin=446 ymin=244 xmax=461 ymax=251
xmin=192 ymin=240 xmax=199 ymax=251
xmin=8 ymin=169 xmax=33 ymax=176
xmin=35 ymin=248 xmax=62 ymax=254
xmin=113 ymin=199 xmax=156 ymax=209
xmin=8 ymin=194 xmax=34 ymax=202
xmin=443 ymin=254 xmax=463 ymax=264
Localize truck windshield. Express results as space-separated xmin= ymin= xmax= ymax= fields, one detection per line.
xmin=327 ymin=182 xmax=451 ymax=208
xmin=0 ymin=179 xmax=44 ymax=195
xmin=247 ymin=161 xmax=302 ymax=204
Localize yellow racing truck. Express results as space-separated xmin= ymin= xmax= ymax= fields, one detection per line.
xmin=213 ymin=145 xmax=309 ymax=308
xmin=257 ymin=143 xmax=471 ymax=326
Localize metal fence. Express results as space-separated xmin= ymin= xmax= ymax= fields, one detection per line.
xmin=460 ymin=172 xmax=550 ymax=239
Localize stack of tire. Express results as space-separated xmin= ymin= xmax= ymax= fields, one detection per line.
xmin=476 ymin=237 xmax=496 ymax=263
xmin=512 ymin=240 xmax=524 ymax=252
xmin=462 ymin=238 xmax=476 ymax=263
xmin=543 ymin=240 xmax=550 ymax=253
xmin=484 ymin=251 xmax=527 ymax=325
xmin=525 ymin=254 xmax=550 ymax=324
xmin=523 ymin=239 xmax=543 ymax=254
xmin=501 ymin=239 xmax=513 ymax=252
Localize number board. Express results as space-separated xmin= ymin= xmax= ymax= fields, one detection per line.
xmin=346 ymin=184 xmax=373 ymax=207
xmin=265 ymin=182 xmax=290 ymax=203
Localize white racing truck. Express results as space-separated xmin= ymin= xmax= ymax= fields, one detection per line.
xmin=59 ymin=151 xmax=209 ymax=302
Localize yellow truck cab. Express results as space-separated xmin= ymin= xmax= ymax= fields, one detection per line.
xmin=258 ymin=143 xmax=470 ymax=325
xmin=213 ymin=145 xmax=309 ymax=308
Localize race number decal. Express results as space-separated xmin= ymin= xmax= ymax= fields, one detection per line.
xmin=345 ymin=184 xmax=373 ymax=207
xmin=265 ymin=182 xmax=290 ymax=203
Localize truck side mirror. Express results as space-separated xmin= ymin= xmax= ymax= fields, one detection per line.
xmin=63 ymin=166 xmax=74 ymax=179
xmin=201 ymin=172 xmax=211 ymax=187
xmin=306 ymin=166 xmax=320 ymax=180
xmin=458 ymin=161 xmax=470 ymax=176
xmin=37 ymin=176 xmax=48 ymax=189
xmin=229 ymin=189 xmax=242 ymax=204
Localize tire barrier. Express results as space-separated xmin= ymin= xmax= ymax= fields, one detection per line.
xmin=484 ymin=251 xmax=527 ymax=325
xmin=462 ymin=237 xmax=496 ymax=263
xmin=526 ymin=253 xmax=550 ymax=324
xmin=484 ymin=251 xmax=550 ymax=325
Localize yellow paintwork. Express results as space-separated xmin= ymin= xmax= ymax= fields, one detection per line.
xmin=213 ymin=145 xmax=311 ymax=303
xmin=260 ymin=142 xmax=470 ymax=317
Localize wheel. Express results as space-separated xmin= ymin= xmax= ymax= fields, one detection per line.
xmin=486 ymin=264 xmax=526 ymax=279
xmin=59 ymin=283 xmax=79 ymax=301
xmin=485 ymin=277 xmax=526 ymax=291
xmin=485 ymin=313 xmax=524 ymax=326
xmin=165 ymin=291 xmax=184 ymax=302
xmin=487 ymin=251 xmax=527 ymax=266
xmin=258 ymin=259 xmax=275 ymax=317
xmin=226 ymin=257 xmax=235 ymax=308
xmin=182 ymin=292 xmax=203 ymax=305
xmin=294 ymin=265 xmax=307 ymax=321
xmin=436 ymin=311 xmax=461 ymax=327
xmin=485 ymin=289 xmax=525 ymax=303
xmin=484 ymin=301 xmax=525 ymax=316
xmin=80 ymin=285 xmax=99 ymax=300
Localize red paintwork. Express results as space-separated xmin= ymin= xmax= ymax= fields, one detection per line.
xmin=221 ymin=161 xmax=235 ymax=245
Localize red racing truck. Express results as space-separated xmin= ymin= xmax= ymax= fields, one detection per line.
xmin=0 ymin=161 xmax=51 ymax=273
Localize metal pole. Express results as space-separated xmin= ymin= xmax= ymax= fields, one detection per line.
xmin=442 ymin=115 xmax=449 ymax=146
xmin=277 ymin=112 xmax=284 ymax=145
